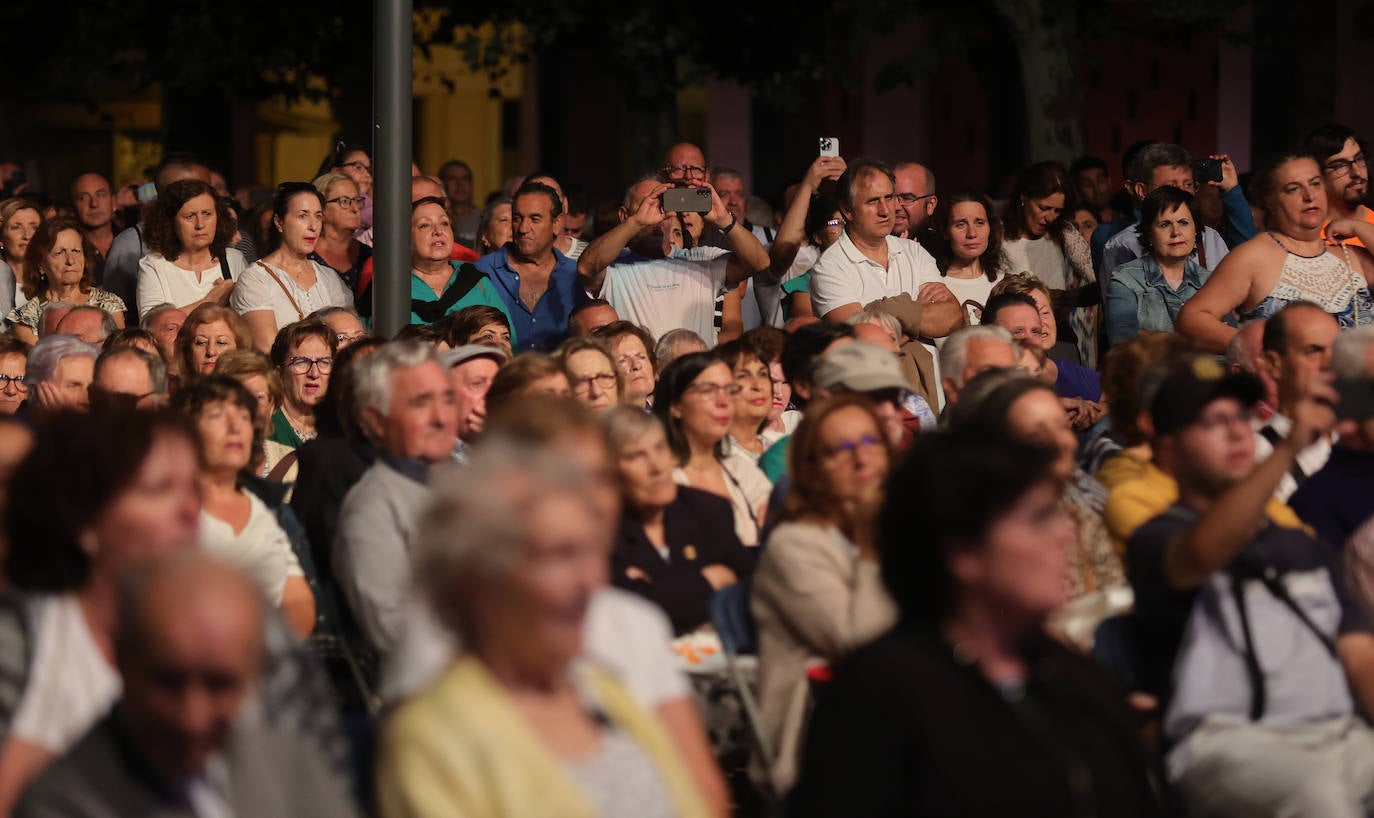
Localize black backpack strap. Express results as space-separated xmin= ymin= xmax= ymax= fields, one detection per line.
xmin=411 ymin=263 xmax=486 ymax=325
xmin=1258 ymin=426 xmax=1311 ymax=488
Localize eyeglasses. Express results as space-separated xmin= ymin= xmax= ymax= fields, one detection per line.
xmin=341 ymin=160 xmax=373 ymax=175
xmin=327 ymin=196 xmax=365 ymax=209
xmin=571 ymin=373 xmax=618 ymax=394
xmin=284 ymin=356 xmax=333 ymax=375
xmin=686 ymin=382 xmax=743 ymax=400
xmin=661 ymin=165 xmax=708 ymax=180
xmin=820 ymin=434 xmax=883 ymax=460
xmin=1325 ymin=154 xmax=1367 ymax=179
xmin=0 ymin=374 xmax=25 ymax=390
xmin=896 ymin=193 xmax=936 ymax=205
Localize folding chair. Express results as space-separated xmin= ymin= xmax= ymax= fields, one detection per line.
xmin=709 ymin=580 xmax=775 ymax=796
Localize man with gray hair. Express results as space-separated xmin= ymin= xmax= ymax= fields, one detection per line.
xmin=140 ymin=303 xmax=187 ymax=362
xmin=54 ymin=305 xmax=118 ymax=345
xmin=37 ymin=302 xmax=76 ymax=338
xmin=15 ymin=552 xmax=358 ymax=818
xmin=25 ymin=334 xmax=99 ymax=417
xmin=1226 ymin=319 xmax=1278 ymax=418
xmin=334 ymin=340 xmax=458 ymax=656
xmin=654 ymin=328 xmax=708 ymax=371
xmin=1289 ymin=324 xmax=1374 ymax=549
xmin=938 ymin=325 xmax=1019 ymax=408
xmin=91 ymin=347 xmax=168 ymax=409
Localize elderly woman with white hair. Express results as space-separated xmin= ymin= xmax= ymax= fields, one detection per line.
xmin=376 ymin=443 xmax=713 ymax=818
xmin=24 ymin=334 xmax=100 ymax=417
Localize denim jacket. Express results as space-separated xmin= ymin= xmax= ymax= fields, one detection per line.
xmin=1106 ymin=255 xmax=1209 ymax=345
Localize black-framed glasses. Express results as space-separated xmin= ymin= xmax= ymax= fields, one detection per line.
xmin=896 ymin=193 xmax=936 ymax=205
xmin=327 ymin=196 xmax=365 ymax=209
xmin=0 ymin=374 xmax=25 ymax=390
xmin=571 ymin=373 xmax=618 ymax=394
xmin=284 ymin=356 xmax=333 ymax=375
xmin=661 ymin=165 xmax=708 ymax=180
xmin=341 ymin=160 xmax=373 ymax=175
xmin=1325 ymin=154 xmax=1367 ymax=179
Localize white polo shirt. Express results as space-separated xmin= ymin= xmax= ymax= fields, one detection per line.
xmin=809 ymin=232 xmax=940 ymax=318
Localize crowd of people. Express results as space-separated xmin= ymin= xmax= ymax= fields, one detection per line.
xmin=0 ymin=123 xmax=1370 ymax=816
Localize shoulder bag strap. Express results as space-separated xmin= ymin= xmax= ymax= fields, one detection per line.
xmin=267 ymin=450 xmax=299 ymax=483
xmin=255 ymin=261 xmax=304 ymax=320
xmin=219 ymin=255 xmax=232 ymax=281
xmin=1258 ymin=426 xmax=1312 ymax=488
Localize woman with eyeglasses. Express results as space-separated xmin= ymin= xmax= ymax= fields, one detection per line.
xmin=309 ymin=172 xmax=370 ymax=293
xmin=267 ymin=320 xmax=337 ymax=452
xmin=750 ymin=394 xmax=898 ymax=792
xmin=558 ymin=336 xmax=623 ymax=412
xmin=0 ymin=334 xmax=27 ymax=416
xmin=653 ymin=352 xmax=770 ymax=547
xmin=230 ymin=183 xmax=353 ymax=354
xmin=136 ymin=180 xmax=244 ymax=320
xmin=717 ymin=336 xmax=778 ymax=461
xmin=317 ymin=141 xmax=373 ymax=232
xmin=408 ymin=197 xmax=513 ymax=330
xmin=931 ymin=190 xmax=1010 ymax=325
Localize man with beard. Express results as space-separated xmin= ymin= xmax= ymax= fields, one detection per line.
xmin=1305 ymin=124 xmax=1373 ymax=247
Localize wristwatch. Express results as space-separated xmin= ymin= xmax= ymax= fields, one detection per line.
xmin=720 ymin=213 xmax=738 ymax=235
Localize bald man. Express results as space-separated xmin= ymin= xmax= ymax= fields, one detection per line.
xmin=15 ymin=553 xmax=358 ymax=818
xmin=53 ymin=306 xmax=115 ymax=345
xmin=893 ymin=161 xmax=937 ymax=241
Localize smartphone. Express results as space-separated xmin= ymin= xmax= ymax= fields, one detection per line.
xmin=819 ymin=137 xmax=840 ymax=158
xmin=1193 ymin=159 xmax=1223 ymax=185
xmin=662 ymin=187 xmax=712 ymax=214
xmin=1336 ymin=378 xmax=1374 ymax=420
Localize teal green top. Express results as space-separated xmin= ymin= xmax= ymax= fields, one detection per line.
xmin=759 ymin=434 xmax=791 ymax=483
xmin=409 ymin=262 xmax=516 ymax=342
xmin=268 ymin=407 xmax=305 ymax=449
xmin=780 ymin=272 xmax=812 ymax=323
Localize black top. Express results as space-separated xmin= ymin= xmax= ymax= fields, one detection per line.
xmin=1289 ymin=445 xmax=1374 ymax=553
xmin=290 ymin=437 xmax=378 ymax=579
xmin=789 ymin=622 xmax=1166 ymax=818
xmin=612 ymin=486 xmax=757 ymax=636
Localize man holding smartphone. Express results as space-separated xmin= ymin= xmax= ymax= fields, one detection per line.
xmin=575 ymin=174 xmax=769 ymax=344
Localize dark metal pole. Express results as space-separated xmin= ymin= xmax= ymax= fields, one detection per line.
xmin=372 ymin=0 xmax=413 ymax=336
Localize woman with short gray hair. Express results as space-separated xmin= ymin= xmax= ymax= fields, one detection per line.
xmin=377 ymin=443 xmax=712 ymax=818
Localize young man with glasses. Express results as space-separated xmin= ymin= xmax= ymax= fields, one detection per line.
xmin=1305 ymin=124 xmax=1373 ymax=248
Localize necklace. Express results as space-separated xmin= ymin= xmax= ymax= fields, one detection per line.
xmin=281 ymin=405 xmax=316 ymax=441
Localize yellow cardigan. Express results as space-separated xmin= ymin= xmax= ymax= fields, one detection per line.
xmin=376 ymin=656 xmax=711 ymax=818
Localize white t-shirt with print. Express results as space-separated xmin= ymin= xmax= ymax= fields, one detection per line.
xmin=602 ymin=249 xmax=730 ymax=345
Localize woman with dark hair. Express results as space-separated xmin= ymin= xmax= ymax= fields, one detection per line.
xmin=136 ymin=179 xmax=243 ymax=318
xmin=1107 ymin=187 xmax=1214 ymax=345
xmin=947 ymin=369 xmax=1123 ymax=606
xmin=751 ymin=394 xmax=897 ymax=793
xmin=174 ymin=303 xmax=254 ymax=382
xmin=652 ymin=352 xmax=770 ymax=547
xmin=559 ymin=336 xmax=623 ymax=412
xmin=1001 ymin=162 xmax=1099 ymax=365
xmin=317 ymin=140 xmax=373 ymax=232
xmin=932 ymin=190 xmax=1010 ymax=324
xmin=1179 ymin=150 xmax=1374 ymax=352
xmin=485 ymin=352 xmax=571 ymax=418
xmin=230 ymin=183 xmax=353 ymax=353
xmin=594 ymin=320 xmax=657 ymax=408
xmin=174 ymin=376 xmax=315 ymax=637
xmin=8 ymin=219 xmax=126 ymax=344
xmin=789 ymin=432 xmax=1165 ymax=817
xmin=716 ymin=336 xmax=777 ymax=461
xmin=605 ymin=406 xmax=755 ymax=636
xmin=213 ymin=348 xmax=289 ymax=477
xmin=268 ymin=320 xmax=337 ymax=450
xmin=408 ymin=197 xmax=512 ymax=329
xmin=440 ymin=303 xmax=512 ymax=353
xmin=309 ymin=172 xmax=370 ymax=292
xmin=0 ymin=409 xmax=200 ymax=811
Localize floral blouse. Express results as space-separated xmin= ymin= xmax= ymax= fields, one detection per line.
xmin=6 ymin=289 xmax=127 ymax=333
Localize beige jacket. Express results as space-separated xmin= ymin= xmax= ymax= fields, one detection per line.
xmin=750 ymin=521 xmax=897 ymax=793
